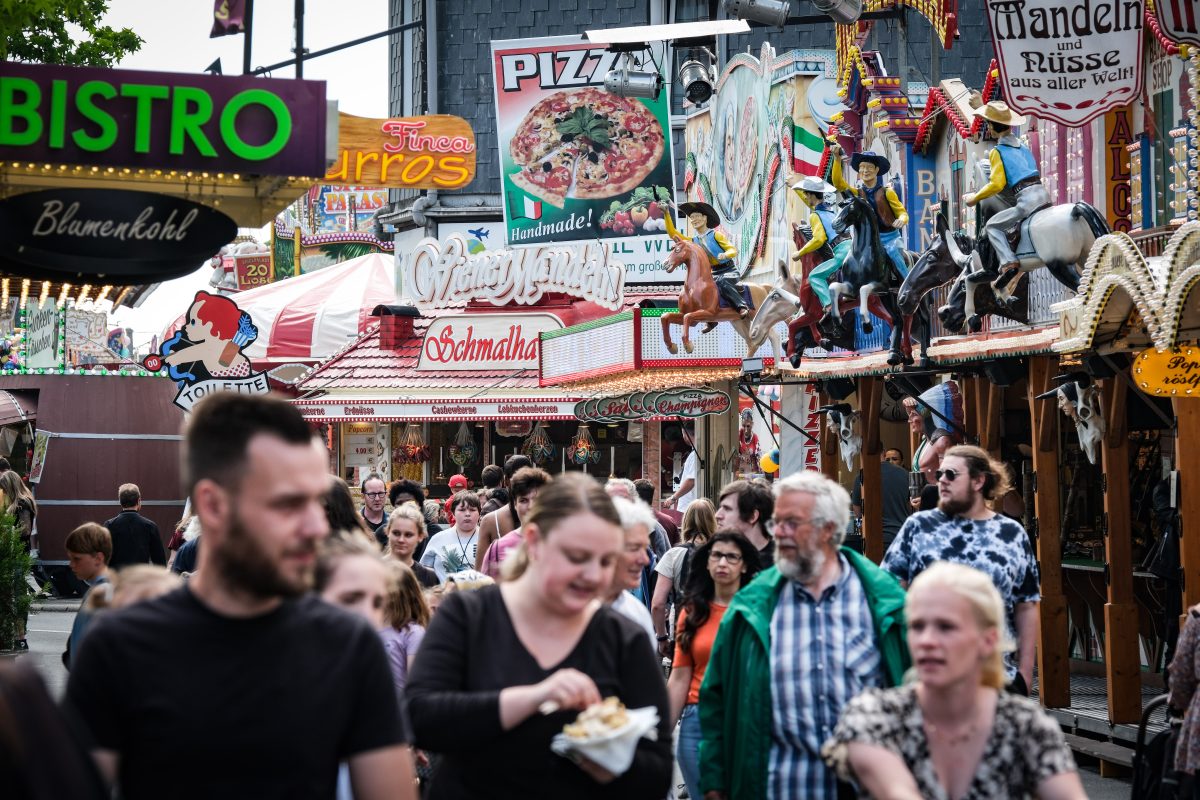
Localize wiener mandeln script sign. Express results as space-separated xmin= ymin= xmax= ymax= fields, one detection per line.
xmin=985 ymin=0 xmax=1144 ymax=127
xmin=403 ymin=233 xmax=625 ymax=310
xmin=415 ymin=312 xmax=563 ymax=371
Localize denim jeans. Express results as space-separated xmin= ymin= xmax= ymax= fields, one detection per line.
xmin=677 ymin=703 xmax=702 ymax=798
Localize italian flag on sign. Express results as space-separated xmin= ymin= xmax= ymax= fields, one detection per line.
xmin=793 ymin=124 xmax=825 ymax=177
xmin=508 ymin=192 xmax=542 ymax=221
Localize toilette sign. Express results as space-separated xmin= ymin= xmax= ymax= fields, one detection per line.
xmin=0 ymin=61 xmax=328 ymax=176
xmin=986 ymin=0 xmax=1144 ymax=126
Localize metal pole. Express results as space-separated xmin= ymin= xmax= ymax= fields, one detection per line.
xmin=242 ymin=0 xmax=254 ymax=75
xmin=294 ymin=0 xmax=305 ymax=78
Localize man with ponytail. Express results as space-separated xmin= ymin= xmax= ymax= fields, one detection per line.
xmin=882 ymin=444 xmax=1041 ymax=695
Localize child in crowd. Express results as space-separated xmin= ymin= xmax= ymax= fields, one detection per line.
xmin=63 ymin=523 xmax=112 ymax=669
xmin=380 ymin=561 xmax=431 ymax=697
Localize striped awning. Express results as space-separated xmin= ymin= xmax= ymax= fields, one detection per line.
xmin=233 ymin=253 xmax=397 ymax=363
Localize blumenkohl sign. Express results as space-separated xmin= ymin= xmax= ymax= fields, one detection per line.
xmin=0 ymin=188 xmax=238 ymax=282
xmin=403 ymin=234 xmax=625 ymax=310
xmin=985 ymin=0 xmax=1144 ymax=127
xmin=0 ymin=61 xmax=328 ymax=176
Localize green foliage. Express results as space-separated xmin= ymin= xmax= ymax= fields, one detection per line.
xmin=318 ymin=242 xmax=380 ymax=263
xmin=0 ymin=512 xmax=33 ymax=650
xmin=0 ymin=0 xmax=143 ymax=67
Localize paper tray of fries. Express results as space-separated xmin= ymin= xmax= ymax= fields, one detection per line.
xmin=550 ymin=697 xmax=660 ymax=775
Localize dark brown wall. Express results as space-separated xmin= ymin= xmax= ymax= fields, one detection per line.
xmin=0 ymin=375 xmax=186 ymax=560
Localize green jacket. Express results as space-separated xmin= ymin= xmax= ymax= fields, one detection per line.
xmin=697 ymin=548 xmax=910 ymax=799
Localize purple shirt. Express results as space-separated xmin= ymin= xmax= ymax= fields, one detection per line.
xmin=379 ymin=623 xmax=425 ymax=696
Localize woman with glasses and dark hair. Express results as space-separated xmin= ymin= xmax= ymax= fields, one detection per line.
xmin=667 ymin=531 xmax=762 ymax=800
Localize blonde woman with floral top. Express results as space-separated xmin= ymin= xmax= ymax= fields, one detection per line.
xmin=823 ymin=562 xmax=1085 ymax=800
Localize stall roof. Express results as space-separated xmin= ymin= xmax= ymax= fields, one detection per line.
xmin=0 ymin=390 xmax=36 ymax=428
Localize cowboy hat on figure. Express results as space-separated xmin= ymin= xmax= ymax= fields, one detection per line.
xmin=791 ymin=176 xmax=851 ymax=316
xmin=963 ymin=101 xmax=1049 ymax=288
xmin=829 ymin=145 xmax=910 ymax=280
xmin=665 ymin=201 xmax=751 ymax=320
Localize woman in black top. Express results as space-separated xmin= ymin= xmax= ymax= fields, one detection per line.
xmin=406 ymin=473 xmax=672 ymax=799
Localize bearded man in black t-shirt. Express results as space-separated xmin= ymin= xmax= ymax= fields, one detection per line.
xmin=65 ymin=393 xmax=416 ymax=800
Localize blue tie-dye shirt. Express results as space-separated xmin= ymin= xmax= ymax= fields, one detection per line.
xmin=882 ymin=509 xmax=1040 ymax=678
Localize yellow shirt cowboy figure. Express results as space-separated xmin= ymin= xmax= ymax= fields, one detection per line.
xmin=964 ymin=101 xmax=1049 ymax=283
xmin=829 ymin=144 xmax=910 ymax=279
xmin=665 ymin=201 xmax=751 ymax=319
xmin=791 ymin=176 xmax=850 ymax=313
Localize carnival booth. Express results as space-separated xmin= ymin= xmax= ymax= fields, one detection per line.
xmin=721 ymin=2 xmax=1200 ymax=764
xmin=290 ymin=230 xmax=657 ymax=494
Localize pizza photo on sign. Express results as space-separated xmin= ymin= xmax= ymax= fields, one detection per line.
xmin=509 ymin=87 xmax=665 ymax=208
xmin=492 ymin=35 xmax=677 ymax=249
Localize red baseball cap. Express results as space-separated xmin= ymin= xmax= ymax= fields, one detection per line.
xmin=448 ymin=474 xmax=470 ymax=490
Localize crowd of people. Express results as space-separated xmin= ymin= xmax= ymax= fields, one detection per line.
xmin=4 ymin=391 xmax=1149 ymax=799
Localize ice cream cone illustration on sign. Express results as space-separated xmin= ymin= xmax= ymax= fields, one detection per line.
xmin=142 ymin=290 xmax=270 ymax=411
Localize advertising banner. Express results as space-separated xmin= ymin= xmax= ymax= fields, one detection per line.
xmin=1155 ymin=0 xmax=1200 ymax=47
xmin=404 ymin=234 xmax=624 ymax=310
xmin=25 ymin=299 xmax=59 ymax=371
xmin=0 ymin=188 xmax=238 ymax=284
xmin=491 ymin=35 xmax=675 ymax=249
xmin=141 ymin=291 xmax=270 ymax=411
xmin=0 ymin=61 xmax=328 ymax=176
xmin=323 ymin=112 xmax=476 ymax=190
xmin=985 ymin=0 xmax=1144 ymax=127
xmin=415 ymin=312 xmax=563 ymax=371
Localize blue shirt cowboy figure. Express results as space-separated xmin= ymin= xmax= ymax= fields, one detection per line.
xmin=964 ymin=101 xmax=1050 ymax=285
xmin=791 ymin=176 xmax=850 ymax=313
xmin=829 ymin=145 xmax=910 ymax=281
xmin=664 ymin=201 xmax=751 ymax=319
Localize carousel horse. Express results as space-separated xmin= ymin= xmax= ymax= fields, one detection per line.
xmin=661 ymin=237 xmax=782 ymax=361
xmin=950 ymin=165 xmax=1108 ymax=330
xmin=750 ymin=224 xmax=890 ymax=368
xmin=897 ymin=211 xmax=1019 ymax=342
xmin=826 ymin=194 xmax=909 ymax=366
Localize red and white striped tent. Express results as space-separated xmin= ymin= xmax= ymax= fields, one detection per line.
xmin=215 ymin=253 xmax=396 ymax=364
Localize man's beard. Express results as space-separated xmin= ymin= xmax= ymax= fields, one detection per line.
xmin=776 ymin=546 xmax=825 ymax=584
xmin=213 ymin=511 xmax=315 ymax=599
xmin=938 ymin=493 xmax=975 ymax=517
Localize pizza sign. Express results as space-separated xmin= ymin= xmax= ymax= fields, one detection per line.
xmin=491 ymin=35 xmax=676 ymax=249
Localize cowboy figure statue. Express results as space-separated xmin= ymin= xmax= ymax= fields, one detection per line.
xmin=963 ymin=101 xmax=1050 ymax=287
xmin=830 ymin=144 xmax=910 ymax=281
xmin=791 ymin=176 xmax=851 ymax=314
xmin=665 ymin=201 xmax=751 ymax=319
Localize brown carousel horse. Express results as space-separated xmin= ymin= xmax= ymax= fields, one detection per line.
xmin=661 ymin=237 xmax=781 ymax=360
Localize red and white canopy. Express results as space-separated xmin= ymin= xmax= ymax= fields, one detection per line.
xmin=233 ymin=253 xmax=396 ymax=364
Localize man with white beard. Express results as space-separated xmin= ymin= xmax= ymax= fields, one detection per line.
xmin=697 ymin=471 xmax=909 ymax=800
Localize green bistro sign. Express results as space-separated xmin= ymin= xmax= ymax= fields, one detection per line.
xmin=0 ymin=61 xmax=328 ymax=177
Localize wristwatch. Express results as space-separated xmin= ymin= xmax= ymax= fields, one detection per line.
xmin=656 ymin=634 xmax=671 ymax=642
